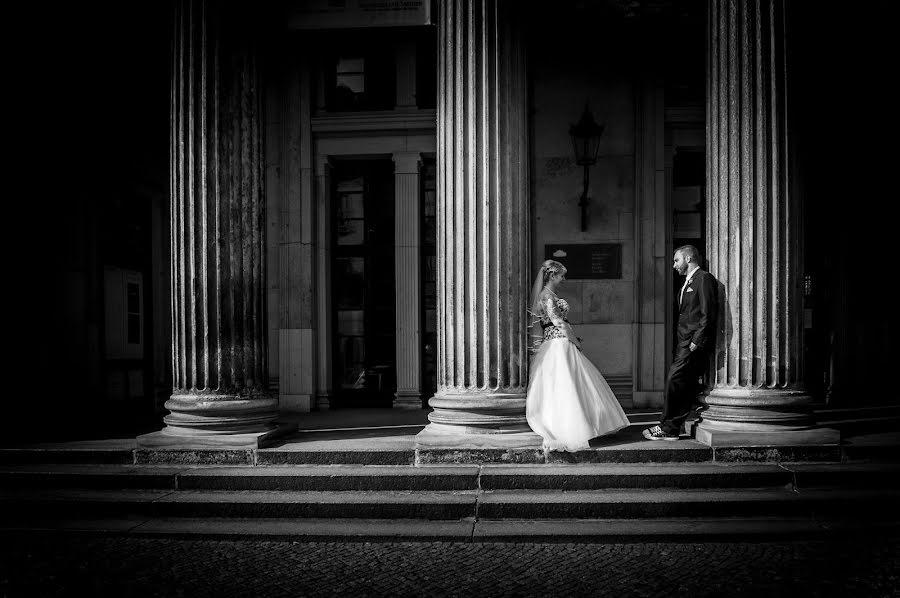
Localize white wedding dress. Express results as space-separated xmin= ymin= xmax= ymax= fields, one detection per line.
xmin=526 ymin=292 xmax=630 ymax=452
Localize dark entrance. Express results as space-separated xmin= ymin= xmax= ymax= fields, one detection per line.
xmin=331 ymin=160 xmax=396 ymax=407
xmin=671 ymin=148 xmax=706 ymax=356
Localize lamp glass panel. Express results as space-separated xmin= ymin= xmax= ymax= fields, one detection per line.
xmin=579 ymin=137 xmax=591 ymax=164
xmin=589 ymin=136 xmax=601 ymax=162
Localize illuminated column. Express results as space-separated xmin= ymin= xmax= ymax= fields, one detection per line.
xmin=696 ymin=0 xmax=837 ymax=445
xmin=418 ymin=0 xmax=537 ymax=443
xmin=141 ymin=0 xmax=278 ymax=448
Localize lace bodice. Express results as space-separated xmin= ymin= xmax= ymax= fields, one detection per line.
xmin=539 ymin=293 xmax=569 ymax=342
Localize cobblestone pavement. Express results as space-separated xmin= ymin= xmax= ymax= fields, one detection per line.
xmin=1 ymin=532 xmax=898 ymax=598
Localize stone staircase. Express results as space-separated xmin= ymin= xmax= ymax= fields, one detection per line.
xmin=1 ymin=436 xmax=898 ymax=542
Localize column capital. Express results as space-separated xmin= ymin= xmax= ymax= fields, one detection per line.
xmin=392 ymin=151 xmax=422 ymax=174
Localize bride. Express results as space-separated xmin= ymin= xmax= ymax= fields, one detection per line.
xmin=526 ymin=259 xmax=629 ymax=452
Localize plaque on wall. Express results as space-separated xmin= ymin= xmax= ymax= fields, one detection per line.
xmin=544 ymin=244 xmax=622 ymax=279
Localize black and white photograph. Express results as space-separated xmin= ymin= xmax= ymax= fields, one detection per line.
xmin=3 ymin=0 xmax=898 ymax=596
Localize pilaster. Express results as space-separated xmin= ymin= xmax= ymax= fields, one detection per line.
xmin=393 ymin=151 xmax=424 ymax=409
xmin=315 ymin=155 xmax=334 ymax=411
xmin=278 ymin=54 xmax=316 ymax=413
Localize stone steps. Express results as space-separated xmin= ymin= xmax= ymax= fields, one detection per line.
xmin=1 ymin=409 xmax=896 ymax=540
xmin=1 ymin=486 xmax=897 ymax=521
xmin=1 ymin=457 xmax=897 ymax=540
xmin=8 ymin=516 xmax=899 ymax=543
xmin=1 ymin=462 xmax=897 ymax=491
xmin=0 ymin=462 xmax=896 ymax=522
xmin=2 ymin=434 xmax=897 ymax=466
xmin=0 ymin=443 xmax=854 ymax=466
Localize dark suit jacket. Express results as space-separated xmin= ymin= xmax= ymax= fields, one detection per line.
xmin=677 ymin=269 xmax=718 ymax=350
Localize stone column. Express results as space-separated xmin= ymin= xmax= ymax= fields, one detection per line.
xmin=393 ymin=152 xmax=424 ymax=409
xmin=139 ymin=0 xmax=279 ymax=448
xmin=417 ymin=0 xmax=539 ymax=445
xmin=695 ymin=0 xmax=837 ymax=446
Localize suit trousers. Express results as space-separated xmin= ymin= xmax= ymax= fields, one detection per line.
xmin=660 ymin=344 xmax=708 ymax=435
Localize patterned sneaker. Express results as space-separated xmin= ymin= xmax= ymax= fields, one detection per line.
xmin=642 ymin=425 xmax=679 ymax=441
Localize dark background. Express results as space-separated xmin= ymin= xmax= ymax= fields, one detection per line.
xmin=10 ymin=2 xmax=171 ymax=436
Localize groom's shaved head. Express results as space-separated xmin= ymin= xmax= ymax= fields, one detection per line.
xmin=676 ymin=244 xmax=700 ymax=264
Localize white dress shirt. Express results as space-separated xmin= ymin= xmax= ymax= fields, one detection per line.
xmin=679 ymin=265 xmax=700 ymax=306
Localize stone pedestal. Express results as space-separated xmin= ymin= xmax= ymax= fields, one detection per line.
xmin=695 ymin=0 xmax=836 ymax=447
xmin=415 ymin=0 xmax=540 ymax=447
xmin=138 ymin=421 xmax=296 ymax=451
xmin=139 ymin=0 xmax=284 ymax=450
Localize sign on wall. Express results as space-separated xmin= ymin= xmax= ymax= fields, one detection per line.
xmin=288 ymin=0 xmax=432 ymax=29
xmin=544 ymin=244 xmax=622 ymax=279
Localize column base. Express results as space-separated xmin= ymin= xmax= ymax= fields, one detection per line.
xmin=427 ymin=391 xmax=529 ymax=432
xmin=418 ymin=389 xmax=539 ymax=448
xmin=160 ymin=394 xmax=279 ymax=436
xmin=694 ymin=421 xmax=841 ymax=447
xmin=693 ymin=387 xmax=841 ymax=454
xmin=700 ymin=387 xmax=817 ymax=430
xmin=393 ymin=391 xmax=424 ymax=410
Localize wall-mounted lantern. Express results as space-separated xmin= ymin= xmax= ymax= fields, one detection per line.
xmin=569 ymin=104 xmax=605 ymax=231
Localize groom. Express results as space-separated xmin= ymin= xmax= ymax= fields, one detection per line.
xmin=643 ymin=245 xmax=718 ymax=441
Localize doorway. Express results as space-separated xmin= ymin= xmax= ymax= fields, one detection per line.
xmin=331 ymin=160 xmax=396 ymax=407
xmin=671 ymin=148 xmax=706 ymax=355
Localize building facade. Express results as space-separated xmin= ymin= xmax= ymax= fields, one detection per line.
xmin=11 ymin=0 xmax=894 ymax=445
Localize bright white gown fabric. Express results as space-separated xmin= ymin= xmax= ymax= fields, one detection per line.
xmin=526 ymin=295 xmax=630 ymax=452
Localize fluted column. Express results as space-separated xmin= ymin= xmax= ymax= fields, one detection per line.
xmin=419 ymin=0 xmax=535 ymax=440
xmin=393 ymin=152 xmax=424 ymax=409
xmin=696 ymin=0 xmax=836 ymax=445
xmin=157 ymin=0 xmax=276 ymax=440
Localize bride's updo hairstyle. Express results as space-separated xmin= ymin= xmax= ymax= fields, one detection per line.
xmin=540 ymin=259 xmax=567 ymax=287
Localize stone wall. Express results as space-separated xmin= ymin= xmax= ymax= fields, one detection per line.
xmin=529 ymin=25 xmax=641 ymax=384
